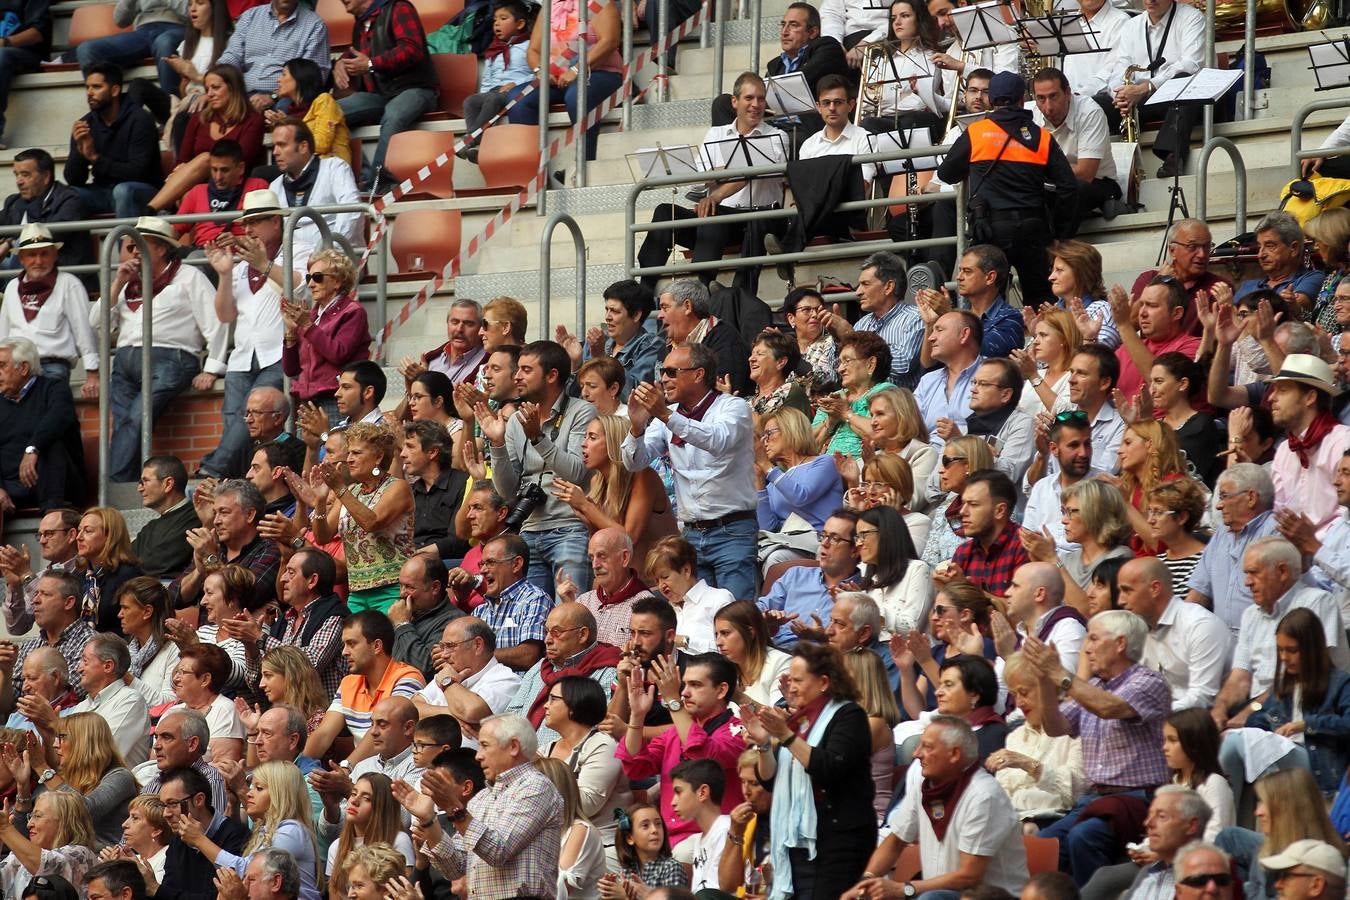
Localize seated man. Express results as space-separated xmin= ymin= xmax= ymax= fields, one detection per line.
xmin=1110 ymin=276 xmax=1202 ymax=406
xmin=925 ymin=357 xmax=1035 ymax=486
xmin=247 ymin=548 xmax=347 ymax=696
xmin=414 ymin=616 xmax=522 ymax=748
xmin=0 ymin=337 xmax=84 ymax=514
xmin=1031 ymin=67 xmax=1124 ymax=228
xmin=0 ymin=150 xmax=91 ymax=272
xmin=2 ymin=570 xmax=96 ymax=712
xmin=403 ymin=300 xmax=487 ymax=390
xmin=821 ymin=0 xmax=889 ymax=54
xmin=0 ymin=224 xmax=98 ymax=388
xmin=390 ymin=555 xmax=463 ymax=677
xmin=64 ymin=64 xmax=164 ymax=219
xmin=561 ymin=527 xmax=657 ymax=648
xmin=132 ymin=456 xmax=199 ymax=578
xmin=504 ymin=603 xmax=619 ymax=744
xmin=635 ymin=73 xmax=786 ymax=293
xmin=447 ymin=481 xmax=510 ymax=613
xmin=1060 ymin=0 xmax=1130 ymax=101
xmin=1004 ymin=562 xmax=1086 ymax=674
xmin=173 ymin=140 xmax=270 ymax=251
xmin=135 ymin=708 xmax=229 ymax=814
xmin=0 ymin=508 xmax=80 ymax=634
xmin=268 ymin=119 xmax=363 ymax=250
xmin=169 ymin=478 xmax=280 ymax=610
xmin=1258 ymin=840 xmax=1349 ymax=900
xmin=204 ymin=386 xmax=298 ymax=480
xmin=918 ymin=245 xmax=1025 ymax=363
xmin=74 ymin=0 xmax=186 ymax=98
xmin=757 ymin=509 xmax=860 ymax=647
xmin=215 ymin=0 xmax=329 ymax=109
xmin=825 ymin=590 xmax=900 ymax=689
xmin=3 ymin=646 xmax=78 ymax=734
xmin=1235 ymin=212 xmax=1323 ymax=313
xmin=1119 ymin=787 xmax=1211 ymax=899
xmin=333 ymin=0 xmax=437 ymax=188
xmin=66 ymin=633 xmax=150 ymax=765
xmin=246 ymin=440 xmax=302 ymax=518
xmin=1131 ymin=219 xmax=1229 ymax=337
xmin=157 ymin=765 xmax=249 ymax=899
xmin=948 ymin=471 xmax=1030 ymax=599
xmin=1097 ymin=0 xmax=1205 ymax=177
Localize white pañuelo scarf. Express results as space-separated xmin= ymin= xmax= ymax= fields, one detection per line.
xmin=768 ymin=698 xmax=846 ymax=900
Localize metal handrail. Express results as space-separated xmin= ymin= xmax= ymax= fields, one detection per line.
xmin=1290 ymin=98 xmax=1350 ymax=178
xmin=712 ymin=0 xmax=725 ymax=98
xmin=281 ymin=206 xmax=338 ymax=305
xmin=539 ymin=213 xmax=589 ymax=338
xmin=1241 ymin=0 xmax=1256 ymax=121
xmin=96 ymin=226 xmax=155 ymax=506
xmin=1194 ymin=136 xmax=1248 ymax=233
xmin=576 ymin=0 xmax=590 ymax=188
xmin=538 ymin=0 xmax=552 ymax=216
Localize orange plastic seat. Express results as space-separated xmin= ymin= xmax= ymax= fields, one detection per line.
xmin=476 ymin=124 xmax=540 ymax=192
xmin=419 ymin=0 xmax=466 ymax=34
xmin=1025 ymin=835 xmax=1060 ymax=876
xmin=433 ymin=53 xmax=477 ymax=119
xmin=391 ymin=209 xmax=461 ymax=276
xmin=316 ymin=0 xmax=354 ymax=48
xmin=67 ymin=4 xmax=132 ymax=47
xmin=384 ymin=131 xmax=456 ymax=199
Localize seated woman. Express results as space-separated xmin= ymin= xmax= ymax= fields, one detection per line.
xmin=164 ymin=644 xmax=246 ymax=764
xmin=861 ymin=387 xmax=937 ymax=509
xmin=0 ymin=790 xmax=98 ymax=897
xmin=542 ymin=675 xmax=634 ymax=848
xmin=1021 ymin=477 xmax=1135 ymax=616
xmin=1149 ymin=352 xmax=1223 ymax=488
xmin=898 ymin=654 xmax=1006 ymax=763
xmin=902 ymin=581 xmax=1003 ymax=713
xmin=747 ymin=329 xmax=810 ymax=418
xmin=812 ymin=333 xmax=895 ymax=457
xmin=575 ymin=357 xmax=627 ymax=416
xmin=783 ymin=288 xmax=837 ymax=393
xmin=920 ymin=437 xmax=995 ymax=570
xmin=1084 ymin=556 xmax=1128 ymax=619
xmin=400 ymin=370 xmax=466 ymax=468
xmin=327 ymin=773 xmax=413 ymax=896
xmin=459 ymin=0 xmax=534 ymax=162
xmin=264 ymin=58 xmax=351 ymax=166
xmin=117 ymin=577 xmax=180 ymax=707
xmin=149 ymin=63 xmax=264 ymax=212
xmin=862 ymin=0 xmax=946 ymax=140
xmin=537 ymin=758 xmax=608 ymax=900
xmin=714 ymin=600 xmax=792 ymax=707
xmin=606 ymin=803 xmax=688 ymax=896
xmin=987 ymin=651 xmax=1084 ymax=831
xmin=1145 ymin=478 xmax=1209 ymax=600
xmin=282 ymin=249 xmax=372 ymax=429
xmin=854 ymin=505 xmax=932 ymax=639
xmin=1012 ymin=307 xmax=1081 ymax=418
xmin=102 ymin=796 xmax=170 ymax=883
xmin=756 ymin=406 xmax=843 ymax=572
xmin=165 ymin=564 xmax=259 ymax=691
xmin=1220 ymin=608 xmax=1350 ymax=806
xmin=645 ymin=537 xmax=734 ymax=654
xmin=1047 ymin=240 xmax=1120 ymax=348
xmin=846 ymin=454 xmax=931 ymax=550
xmin=1164 ymin=708 xmax=1234 ymax=841
xmin=75 ymin=508 xmax=143 ymax=636
xmin=1114 ymin=419 xmax=1190 ymax=553
xmin=245 ymin=648 xmax=330 ymax=765
xmin=843 ymin=648 xmax=902 ymax=824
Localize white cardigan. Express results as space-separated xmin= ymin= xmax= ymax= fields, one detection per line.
xmin=863 ymin=559 xmax=936 ymax=639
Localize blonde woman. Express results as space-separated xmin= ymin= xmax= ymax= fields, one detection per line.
xmin=755 ymin=406 xmax=843 ymax=572
xmin=1306 ymin=207 xmax=1350 ymax=332
xmin=176 ymin=760 xmax=321 ymax=900
xmin=1022 ymin=478 xmax=1134 ymax=615
xmin=537 ymin=757 xmax=607 ymax=900
xmin=920 ymin=436 xmax=995 ymax=570
xmin=850 ymin=454 xmax=931 ymax=552
xmin=862 ymin=387 xmax=938 ymax=508
xmin=75 ymin=507 xmax=144 ymax=635
xmin=282 ymin=248 xmax=372 ymax=426
xmin=341 ymin=842 xmax=408 ymax=900
xmin=101 ymin=796 xmax=170 ymax=883
xmin=1112 ymin=419 xmax=1190 ymax=552
xmin=312 ymin=422 xmax=415 ymax=613
xmin=1 ymin=713 xmax=135 ymax=847
xmin=0 ymin=789 xmax=98 ymax=898
xmin=245 ymin=647 xmax=330 ymax=760
xmin=551 ymin=414 xmax=676 ymax=567
xmin=843 ymin=646 xmax=902 ymax=823
xmin=1011 ymin=307 xmax=1082 ymax=417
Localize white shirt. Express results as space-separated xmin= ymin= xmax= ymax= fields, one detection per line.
xmin=689 ymin=815 xmax=731 ymax=893
xmin=131 ymin=641 xmax=181 ymax=708
xmin=327 ymin=833 xmax=415 ymax=875
xmin=863 ymin=559 xmax=934 ymax=639
xmin=894 ymin=766 xmax=1029 ymax=895
xmin=1022 ymin=469 xmax=1110 ymax=552
xmin=990 ymin=407 xmax=1038 ymax=488
xmin=1033 ymin=93 xmax=1117 ymax=181
xmin=270 ymin=156 xmax=364 ymax=249
xmin=1143 ymin=597 xmax=1233 ymax=711
xmin=416 ymin=656 xmax=522 ymax=750
xmin=1306 ymin=509 xmax=1350 ymax=621
xmin=743 ymin=647 xmax=793 ymax=707
xmin=700 ymin=122 xmax=787 ymax=209
xmin=939 ymin=38 xmax=1019 ymax=101
xmin=0 ymin=272 xmax=98 ymax=369
xmin=622 ymin=393 xmax=758 ymax=522
xmin=876 ymin=46 xmax=943 ymax=117
xmin=95 ymin=263 xmax=227 ymax=374
xmin=226 ymin=243 xmax=312 ymax=371
xmin=995 ymin=723 xmax=1084 ymax=819
xmin=163 ymin=694 xmax=245 ymax=743
xmin=1017 ymin=607 xmax=1086 ymax=674
xmin=1193 ymin=772 xmax=1235 ymax=841
xmin=799 ymin=121 xmax=877 ymax=186
xmin=69 ymin=679 xmax=151 ymax=766
xmin=819 ymin=0 xmax=888 ymax=46
xmin=557 ymin=819 xmax=607 ymax=900
xmin=1105 ymin=0 xmax=1205 ymax=91
xmin=1234 ymin=584 xmax=1350 ymax=696
xmin=678 ymin=580 xmax=735 ymax=653
xmin=1320 ymin=111 xmax=1350 ymax=151
xmin=1062 ymin=2 xmax=1131 ymax=97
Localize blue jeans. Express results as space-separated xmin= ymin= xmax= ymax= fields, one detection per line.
xmin=1038 ymin=790 xmax=1148 ymax=886
xmin=521 ymin=524 xmax=592 ymax=596
xmin=0 ymin=46 xmax=42 ymax=138
xmin=198 ymin=360 xmax=285 ymax=477
xmin=76 ymin=183 xmax=158 ymax=220
xmin=109 ymin=347 xmax=201 ymax=482
xmin=40 ymin=360 xmax=70 ymax=383
xmin=75 ymin=22 xmax=185 ymax=96
xmin=508 ymin=69 xmax=622 ymax=161
xmin=1218 ymin=730 xmax=1310 ymax=818
xmin=682 ymin=517 xmax=758 ymax=601
xmin=1216 ymin=826 xmax=1266 ymax=900
xmin=338 ymin=87 xmax=438 ymax=175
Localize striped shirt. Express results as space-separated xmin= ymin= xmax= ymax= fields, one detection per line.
xmin=330 ymin=661 xmax=426 ymax=742
xmin=478 ymin=579 xmax=553 ymax=652
xmin=853 ymin=301 xmax=925 ymax=390
xmin=1159 ymin=552 xmax=1202 ymax=602
xmin=215 ymin=3 xmax=330 ymax=95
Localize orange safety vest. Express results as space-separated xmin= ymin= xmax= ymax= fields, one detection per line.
xmin=967 ymin=117 xmax=1051 ymax=166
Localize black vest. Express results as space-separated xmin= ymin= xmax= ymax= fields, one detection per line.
xmin=366 ymin=0 xmax=438 ymax=98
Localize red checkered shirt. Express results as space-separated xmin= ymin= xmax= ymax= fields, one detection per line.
xmin=352 ymin=0 xmax=429 ymax=93
xmin=951 ymin=524 xmax=1030 ymax=597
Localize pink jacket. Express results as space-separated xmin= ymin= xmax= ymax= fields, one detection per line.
xmin=282 ymin=294 xmax=372 ymax=400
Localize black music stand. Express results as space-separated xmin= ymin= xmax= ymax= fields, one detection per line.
xmin=950 ymin=1 xmax=1019 ymax=52
xmin=703 ymin=132 xmax=790 ymax=208
xmin=1018 ymin=13 xmax=1107 ymax=65
xmin=1308 ymin=38 xmax=1350 ymax=90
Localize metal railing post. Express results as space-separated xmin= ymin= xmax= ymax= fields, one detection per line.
xmin=1242 ymin=0 xmax=1256 ymax=121
xmin=621 ymin=0 xmax=633 ymax=130
xmin=748 ymin=0 xmax=761 ymax=80
xmin=1194 ymin=136 xmax=1247 ymax=233
xmin=97 ymin=226 xmax=154 ymax=507
xmin=658 ymin=0 xmax=670 ymax=99
xmin=1203 ymin=0 xmax=1215 ymax=142
xmin=712 ymin=0 xmax=725 ymax=98
xmin=700 ymin=0 xmax=708 ymax=49
xmin=281 ymin=207 xmax=336 ymax=300
xmin=375 ymin=226 xmax=389 ymax=361
xmin=538 ymin=0 xmax=552 ymax=216
xmin=576 ymin=0 xmax=590 ymax=187
xmin=1289 ymin=98 xmax=1350 ymax=178
xmin=539 ymin=213 xmax=589 ymax=339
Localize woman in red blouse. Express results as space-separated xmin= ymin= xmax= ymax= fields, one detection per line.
xmin=148 ymin=63 xmax=264 ymax=212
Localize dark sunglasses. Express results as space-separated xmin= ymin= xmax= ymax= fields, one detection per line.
xmin=306 ymin=271 xmax=331 ymax=283
xmin=1054 ymin=409 xmax=1089 ymax=425
xmin=941 ymin=455 xmax=967 ymax=467
xmin=660 ymin=366 xmax=699 ymax=378
xmin=1178 ymin=873 xmax=1232 ymax=888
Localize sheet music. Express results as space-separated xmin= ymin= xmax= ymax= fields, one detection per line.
xmin=625 ymin=145 xmax=702 ymax=181
xmin=867 ymin=129 xmax=940 ymax=175
xmin=1308 ymin=39 xmax=1350 ymax=91
xmin=765 ymin=72 xmax=816 ymax=115
xmin=701 ymin=131 xmax=789 ymax=208
xmin=1144 ymin=67 xmax=1242 ymax=105
xmin=950 ymin=2 xmax=1019 ymax=51
xmin=1019 ymin=14 xmax=1107 ymax=57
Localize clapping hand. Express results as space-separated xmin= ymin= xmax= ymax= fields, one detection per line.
xmin=419 ymin=768 xmax=464 ymax=814
xmin=215 ymin=757 xmax=248 ymax=798
xmin=554 ymin=566 xmax=580 ymax=603
xmin=550 ymin=477 xmax=587 ymax=512
xmin=1107 ymin=284 xmax=1136 ymax=327
xmin=990 ymin=609 xmax=1018 ymax=660
xmin=1018 ymin=526 xmax=1057 ymax=563
xmin=788 ymin=612 xmax=827 ymax=643
xmin=0 ymin=739 xmax=30 ymax=788
xmin=625 ymin=662 xmax=656 ymax=723
xmin=214 ymin=867 xmax=246 ymax=900
xmin=296 ymin=402 xmax=330 ymax=445
xmin=474 ymin=402 xmax=508 ymax=447
xmin=1067 ymin=296 xmax=1103 ymax=343
xmin=259 ymin=508 xmax=303 ymax=545
xmin=391 ymin=778 xmax=437 ymax=823
xmin=385 ymin=876 xmax=426 ymax=900
xmin=235 ymin=698 xmax=263 ymax=733
xmin=461 ymin=437 xmax=488 ymax=481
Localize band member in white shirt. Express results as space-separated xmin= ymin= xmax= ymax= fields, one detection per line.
xmin=1032 ymin=67 xmax=1125 ymax=230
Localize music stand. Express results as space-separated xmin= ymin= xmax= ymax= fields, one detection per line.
xmin=625 ymin=144 xmax=702 ymax=182
xmin=950 ymin=2 xmax=1019 ymax=52
xmin=1018 ymin=13 xmax=1107 ymax=62
xmin=1307 ymin=38 xmax=1350 ymax=91
xmin=703 ymin=132 xmax=789 ymax=208
xmin=1144 ymin=67 xmax=1243 ymax=262
xmin=867 ymin=129 xmax=939 ymax=177
xmin=766 ymin=72 xmax=815 ymax=116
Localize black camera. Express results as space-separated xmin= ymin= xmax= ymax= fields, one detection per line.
xmin=504 ymin=482 xmax=548 ymax=532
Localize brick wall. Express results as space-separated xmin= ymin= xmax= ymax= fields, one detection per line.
xmin=75 ymin=391 xmax=226 ymax=471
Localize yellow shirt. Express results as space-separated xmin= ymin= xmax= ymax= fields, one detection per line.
xmin=305 ymin=92 xmax=352 ymax=167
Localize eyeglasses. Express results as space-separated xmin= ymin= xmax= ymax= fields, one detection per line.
xmin=1179 ymin=873 xmax=1233 ymax=888
xmin=660 ymin=366 xmax=699 ymax=378
xmin=545 ymin=693 xmax=566 ymax=703
xmin=1168 ymin=241 xmax=1214 ymax=253
xmin=305 ymin=271 xmax=330 ymax=283
xmin=546 ymin=625 xmax=585 ymax=639
xmin=243 ymin=408 xmax=281 ymax=419
xmin=412 ymin=741 xmax=445 ymax=752
xmin=1145 ymin=508 xmax=1177 ymax=520
xmin=1061 ymin=506 xmax=1082 ymax=517
xmin=480 ymin=555 xmax=518 ymax=567
xmin=761 ymin=428 xmax=781 ymax=441
xmin=941 ymin=455 xmax=967 ymax=467
xmin=837 ymin=355 xmax=862 ymax=366
xmin=933 ymin=604 xmax=952 ymax=616
xmin=817 ymin=532 xmax=852 ymax=546
xmin=853 ymin=528 xmax=879 ymax=544
xmin=817 ymin=97 xmax=849 ymax=107
xmin=434 ymin=638 xmax=474 ymax=652
xmin=36 ymin=529 xmax=69 ymax=538
xmin=162 ymin=797 xmax=192 ymax=813
xmin=1217 ymin=489 xmax=1252 ymax=503
xmin=1054 ymin=409 xmax=1089 ymax=425
xmin=793 ymin=304 xmax=824 ymax=315
xmin=971 ymin=379 xmax=1004 ymax=389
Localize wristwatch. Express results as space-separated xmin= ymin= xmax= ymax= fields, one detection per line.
xmin=290 ymin=536 xmax=306 ymax=550
xmin=37 ymin=768 xmax=55 ymax=785
xmin=204 ymin=553 xmax=221 ymax=566
xmin=663 ymin=699 xmax=683 ymax=713
xmin=319 ymin=431 xmax=330 ymax=442
xmin=903 ymin=883 xmax=917 ymax=898
xmin=1058 ymin=673 xmax=1074 ymax=694
xmin=23 ymin=445 xmax=35 ymax=455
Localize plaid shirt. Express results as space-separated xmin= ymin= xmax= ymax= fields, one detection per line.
xmin=951 ymin=524 xmax=1030 ymax=598
xmin=479 ymin=579 xmax=552 ymax=652
xmin=169 ymin=535 xmax=282 ymax=610
xmin=352 ymin=0 xmax=430 ymax=93
xmin=248 ymin=595 xmax=348 ymax=697
xmin=1061 ymin=663 xmax=1171 ymax=788
xmin=13 ymin=619 xmax=96 ymax=700
xmin=424 ymin=760 xmax=563 ymax=900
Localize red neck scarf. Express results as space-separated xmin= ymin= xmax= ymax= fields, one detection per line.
xmin=945 ymin=496 xmax=966 ymax=537
xmin=483 ymin=32 xmax=527 ymax=62
xmin=596 ymin=572 xmax=646 ymax=607
xmin=967 ymin=705 xmax=1003 ymax=728
xmin=526 ymin=642 xmax=624 ymax=727
xmin=247 ymin=243 xmax=282 ymax=294
xmin=125 ymin=258 xmax=181 ymax=311
xmin=919 ymin=761 xmax=981 ymax=840
xmin=18 ymin=270 xmax=56 ymax=321
xmin=671 ymin=391 xmax=717 ymax=447
xmin=787 ymin=694 xmax=829 ymax=737
xmin=1287 ymin=410 xmax=1339 ymax=468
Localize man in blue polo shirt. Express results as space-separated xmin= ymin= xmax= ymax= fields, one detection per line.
xmin=1235 ymin=212 xmax=1323 ymax=313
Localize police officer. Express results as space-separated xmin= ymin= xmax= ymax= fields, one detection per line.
xmin=935 ymin=71 xmax=1078 ymax=310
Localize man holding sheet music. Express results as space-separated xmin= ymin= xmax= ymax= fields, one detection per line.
xmin=1096 ymin=0 xmax=1205 ymax=178
xmin=1031 ymin=67 xmax=1125 ymax=230
xmin=928 ymin=0 xmax=1019 ymax=102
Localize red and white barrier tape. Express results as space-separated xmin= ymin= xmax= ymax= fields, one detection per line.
xmin=373 ymin=0 xmax=712 ymax=352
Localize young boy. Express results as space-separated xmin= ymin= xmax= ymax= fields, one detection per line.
xmin=459 ymin=0 xmax=534 ymax=162
xmin=412 ymin=714 xmax=463 ymax=771
xmin=669 ymin=758 xmax=731 ymax=893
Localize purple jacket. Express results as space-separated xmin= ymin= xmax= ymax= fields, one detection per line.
xmin=282 ymin=294 xmax=371 ymax=400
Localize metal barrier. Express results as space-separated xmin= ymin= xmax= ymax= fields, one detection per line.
xmin=576 ymin=0 xmax=591 ymax=188
xmin=1290 ymin=98 xmax=1350 ymax=178
xmin=95 ymin=226 xmax=155 ymax=507
xmin=539 ymin=0 xmax=553 ymax=215
xmin=539 ymin=213 xmax=589 ymax=338
xmin=712 ymin=0 xmax=725 ymax=99
xmin=1194 ymin=136 xmax=1248 ymax=233
xmin=624 ymin=145 xmax=964 ymax=282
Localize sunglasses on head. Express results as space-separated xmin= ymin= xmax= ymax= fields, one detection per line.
xmin=1054 ymin=409 xmax=1089 ymax=425
xmin=1178 ymin=873 xmax=1232 ymax=888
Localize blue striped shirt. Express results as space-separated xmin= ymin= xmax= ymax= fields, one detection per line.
xmin=853 ymin=301 xmax=925 ymax=390
xmin=479 ymin=579 xmax=554 ymax=651
xmin=216 ymin=3 xmax=330 ymax=95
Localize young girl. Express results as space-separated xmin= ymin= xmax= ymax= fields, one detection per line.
xmin=603 ymin=802 xmax=687 ymax=899
xmin=459 ymin=0 xmax=534 ymax=161
xmin=1162 ymin=708 xmax=1234 ymax=841
xmin=327 ymin=774 xmax=414 ymax=898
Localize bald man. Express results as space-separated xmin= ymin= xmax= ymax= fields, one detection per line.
xmin=1005 ymin=562 xmax=1086 ymax=674
xmin=312 ymin=695 xmax=423 ymax=837
xmin=562 ymin=527 xmax=657 ymax=648
xmin=504 ymin=602 xmax=621 ymax=744
xmin=4 ymin=645 xmax=78 ymax=734
xmin=201 ymin=386 xmax=303 ymax=479
xmin=1117 ymin=556 xmax=1232 ymax=711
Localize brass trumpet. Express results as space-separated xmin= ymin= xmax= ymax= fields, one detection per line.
xmin=1121 ymin=63 xmax=1149 ymax=143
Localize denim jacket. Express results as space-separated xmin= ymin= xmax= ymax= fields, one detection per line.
xmin=1249 ymin=667 xmax=1350 ymax=793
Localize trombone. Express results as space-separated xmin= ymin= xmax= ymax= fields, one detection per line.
xmin=855 ymin=40 xmax=898 ymax=124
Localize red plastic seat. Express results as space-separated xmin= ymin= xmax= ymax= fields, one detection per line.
xmin=384 ymin=131 xmax=456 ymax=199
xmin=432 ymin=53 xmax=477 ymax=119
xmin=1025 ymin=835 xmax=1060 ymax=876
xmin=316 ymin=0 xmax=354 ymax=48
xmin=476 ymin=124 xmax=540 ymax=192
xmin=418 ymin=0 xmax=465 ymax=34
xmin=391 ymin=209 xmax=461 ymax=276
xmin=67 ymin=4 xmax=132 ymax=47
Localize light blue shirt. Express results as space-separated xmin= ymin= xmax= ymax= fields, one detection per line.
xmin=215 ymin=820 xmax=321 ymax=900
xmin=505 ymin=646 xmax=617 ymax=746
xmin=854 ymin=302 xmax=926 ymax=390
xmin=1187 ymin=509 xmax=1280 ymax=636
xmin=757 ymin=453 xmax=844 ymax=532
xmin=914 ymin=356 xmax=983 ymax=449
xmin=757 ymin=565 xmax=859 ymax=647
xmin=1307 ymin=509 xmax=1350 ymax=599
